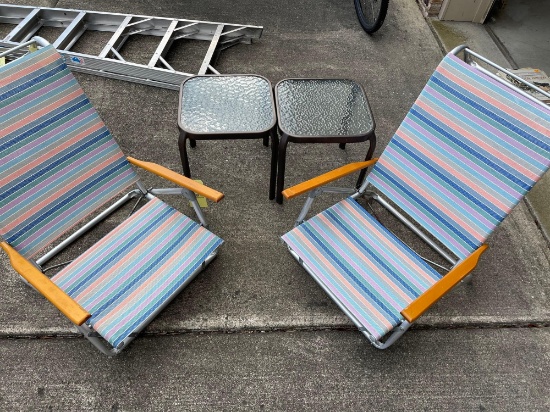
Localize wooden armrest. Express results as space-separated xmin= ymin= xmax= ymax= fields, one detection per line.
xmin=0 ymin=242 xmax=90 ymax=326
xmin=127 ymin=157 xmax=224 ymax=203
xmin=401 ymin=245 xmax=489 ymax=323
xmin=282 ymin=159 xmax=378 ymax=200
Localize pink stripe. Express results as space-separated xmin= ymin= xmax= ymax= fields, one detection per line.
xmin=337 ymin=201 xmax=440 ymax=286
xmin=288 ymin=230 xmax=393 ymax=334
xmin=54 ymin=199 xmax=164 ymax=290
xmin=0 ymin=75 xmax=73 ymax=117
xmin=380 ymin=156 xmax=486 ymax=241
xmin=0 ymin=52 xmax=60 ymax=88
xmin=1 ymin=152 xmax=123 ymax=232
xmin=0 ymin=121 xmax=103 ymax=186
xmin=1 ymin=108 xmax=96 ymax=167
xmin=437 ymin=64 xmax=550 ymax=139
xmin=311 ymin=214 xmax=410 ymax=306
xmin=23 ymin=169 xmax=136 ymax=258
xmin=382 ymin=146 xmax=488 ymax=241
xmin=416 ymin=98 xmax=539 ymax=182
xmin=77 ymin=212 xmax=184 ymax=305
xmin=369 ymin=173 xmax=470 ymax=258
xmin=98 ymin=229 xmax=212 ymax=337
xmin=0 ymin=89 xmax=84 ymax=139
xmin=424 ymin=84 xmax=549 ymax=168
xmin=396 ymin=125 xmax=511 ymax=212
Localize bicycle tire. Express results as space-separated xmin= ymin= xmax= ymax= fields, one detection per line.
xmin=354 ymin=0 xmax=389 ymax=34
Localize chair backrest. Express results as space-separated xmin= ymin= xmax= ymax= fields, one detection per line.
xmin=0 ymin=45 xmax=139 ymax=258
xmin=367 ymin=53 xmax=550 ymax=260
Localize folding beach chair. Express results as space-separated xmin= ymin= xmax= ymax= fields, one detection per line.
xmin=281 ymin=46 xmax=550 ymax=349
xmin=0 ymin=38 xmax=224 ymax=356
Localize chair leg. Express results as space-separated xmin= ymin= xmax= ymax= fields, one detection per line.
xmin=190 ymin=138 xmax=196 ymax=148
xmin=263 ymin=135 xmax=269 ymax=147
xmin=339 ymin=142 xmax=346 ymax=150
xmin=356 ymin=133 xmax=377 ymax=188
xmin=369 ymin=320 xmax=411 ymax=350
xmin=269 ymin=129 xmax=279 ymax=200
xmin=178 ymin=131 xmax=192 ymax=177
xmin=276 ymin=134 xmax=289 ymax=204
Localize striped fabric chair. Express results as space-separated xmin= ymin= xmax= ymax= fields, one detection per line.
xmin=0 ymin=39 xmax=224 ymax=356
xmin=281 ymin=46 xmax=550 ymax=349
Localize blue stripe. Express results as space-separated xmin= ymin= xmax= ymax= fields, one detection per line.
xmin=391 ymin=136 xmax=505 ymax=222
xmin=410 ymin=107 xmax=532 ymax=192
xmin=5 ymin=157 xmax=128 ymax=244
xmin=325 ymin=208 xmax=422 ymax=297
xmin=0 ymin=96 xmax=89 ymax=154
xmin=111 ymin=239 xmax=222 ymax=347
xmin=373 ymin=164 xmax=479 ymax=251
xmin=431 ymin=73 xmax=550 ymax=155
xmin=0 ymin=60 xmax=67 ymax=101
xmin=1 ymin=129 xmax=111 ymax=202
xmin=422 ymin=86 xmax=548 ymax=174
xmin=0 ymin=110 xmax=98 ymax=175
xmin=301 ymin=223 xmax=401 ymax=323
xmin=90 ymin=221 xmax=198 ymax=319
xmin=0 ymin=76 xmax=77 ymax=123
xmin=65 ymin=206 xmax=175 ymax=297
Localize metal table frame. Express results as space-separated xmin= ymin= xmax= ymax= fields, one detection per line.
xmin=274 ymin=78 xmax=377 ymax=203
xmin=177 ymin=74 xmax=278 ymax=199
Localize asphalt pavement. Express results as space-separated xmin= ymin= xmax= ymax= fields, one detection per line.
xmin=1 ymin=0 xmax=549 ymax=410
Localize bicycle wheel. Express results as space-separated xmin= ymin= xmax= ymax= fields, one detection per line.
xmin=354 ymin=0 xmax=389 ymax=34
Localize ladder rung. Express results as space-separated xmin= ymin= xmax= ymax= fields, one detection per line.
xmin=4 ymin=8 xmax=41 ymax=42
xmin=198 ymin=24 xmax=224 ymax=75
xmin=148 ymin=19 xmax=178 ymax=68
xmin=53 ymin=11 xmax=87 ymax=50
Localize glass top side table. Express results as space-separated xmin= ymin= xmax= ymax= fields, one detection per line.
xmin=274 ymin=79 xmax=376 ymax=203
xmin=178 ymin=75 xmax=278 ymax=199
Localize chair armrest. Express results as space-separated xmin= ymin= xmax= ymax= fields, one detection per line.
xmin=401 ymin=244 xmax=489 ymax=323
xmin=0 ymin=242 xmax=90 ymax=326
xmin=127 ymin=157 xmax=224 ymax=202
xmin=282 ymin=159 xmax=378 ymax=200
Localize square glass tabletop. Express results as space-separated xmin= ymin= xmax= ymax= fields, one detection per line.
xmin=179 ymin=75 xmax=276 ymax=134
xmin=275 ymin=79 xmax=374 ymax=137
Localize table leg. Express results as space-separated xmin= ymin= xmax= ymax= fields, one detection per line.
xmin=356 ymin=132 xmax=376 ymax=187
xmin=178 ymin=131 xmax=192 ymax=177
xmin=269 ymin=128 xmax=279 ymax=200
xmin=276 ymin=133 xmax=289 ymax=204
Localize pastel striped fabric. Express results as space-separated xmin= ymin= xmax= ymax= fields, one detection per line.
xmin=367 ymin=53 xmax=550 ymax=260
xmin=0 ymin=45 xmax=139 ymax=258
xmin=282 ymin=197 xmax=441 ymax=340
xmin=52 ymin=197 xmax=223 ymax=349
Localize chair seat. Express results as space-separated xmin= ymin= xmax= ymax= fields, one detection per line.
xmin=52 ymin=197 xmax=223 ymax=348
xmin=282 ymin=197 xmax=442 ymax=340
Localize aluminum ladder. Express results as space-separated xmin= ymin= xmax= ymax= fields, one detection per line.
xmin=0 ymin=4 xmax=263 ymax=90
